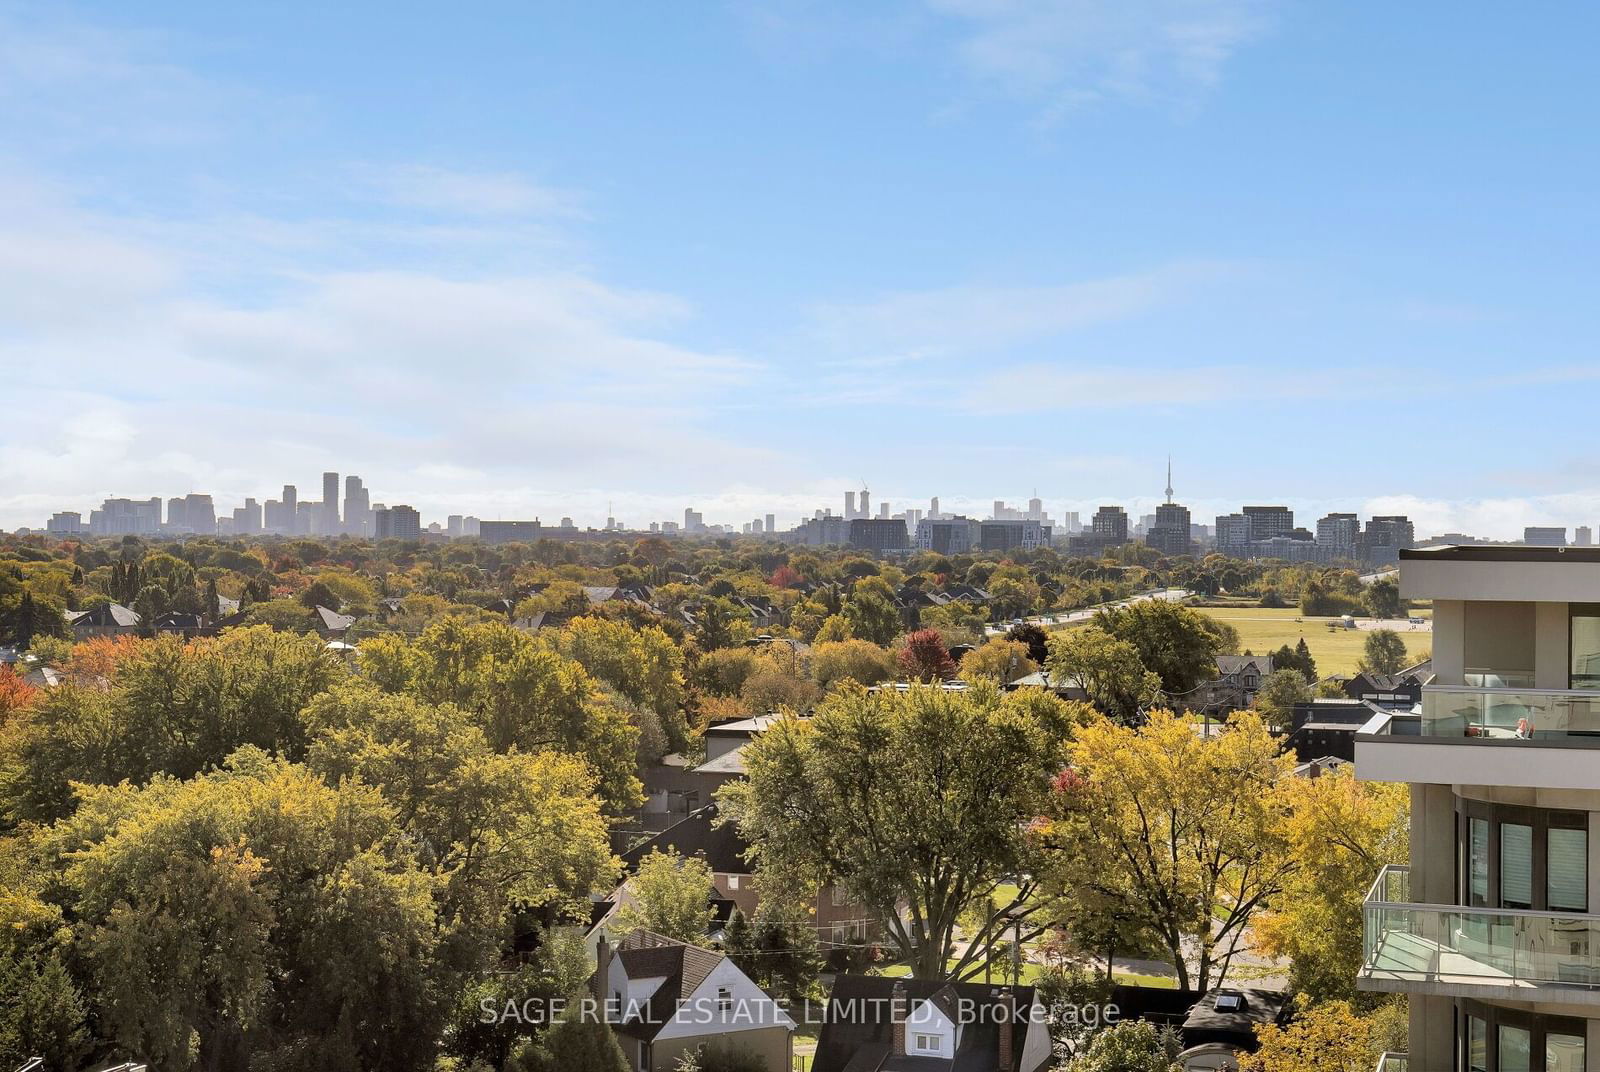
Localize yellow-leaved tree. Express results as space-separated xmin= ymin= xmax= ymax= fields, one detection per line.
xmin=1252 ymin=766 xmax=1409 ymax=1003
xmin=1046 ymin=709 xmax=1295 ymax=992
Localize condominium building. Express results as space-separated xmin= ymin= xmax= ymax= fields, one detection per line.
xmin=1356 ymin=545 xmax=1600 ymax=1070
xmin=979 ymin=518 xmax=1050 ymax=553
xmin=848 ymin=517 xmax=910 ymax=552
xmin=913 ymin=516 xmax=981 ymax=555
xmin=1145 ymin=502 xmax=1193 ymax=556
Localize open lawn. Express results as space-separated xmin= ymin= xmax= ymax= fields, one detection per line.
xmin=1194 ymin=607 xmax=1431 ymax=678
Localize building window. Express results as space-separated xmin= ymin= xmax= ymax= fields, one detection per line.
xmin=831 ymin=885 xmax=848 ymax=907
xmin=1459 ymin=999 xmax=1586 ymax=1072
xmin=716 ymin=987 xmax=733 ymax=1014
xmin=1458 ymin=802 xmax=1588 ymax=913
xmin=1571 ymin=604 xmax=1600 ymax=690
xmin=913 ymin=1033 xmax=939 ymax=1053
xmin=726 ymin=874 xmax=739 ymax=890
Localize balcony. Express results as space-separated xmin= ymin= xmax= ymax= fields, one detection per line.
xmin=1420 ymin=686 xmax=1600 ymax=740
xmin=1355 ymin=687 xmax=1600 ymax=789
xmin=1374 ymin=1055 xmax=1407 ymax=1072
xmin=1361 ymin=866 xmax=1600 ymax=1003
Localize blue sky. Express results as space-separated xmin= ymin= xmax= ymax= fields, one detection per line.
xmin=3 ymin=1 xmax=1599 ymax=537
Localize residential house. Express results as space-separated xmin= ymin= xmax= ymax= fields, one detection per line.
xmin=613 ymin=801 xmax=876 ymax=951
xmin=1286 ymin=698 xmax=1387 ymax=763
xmin=1187 ymin=655 xmax=1274 ymax=714
xmin=312 ymin=605 xmax=356 ymax=638
xmin=1342 ymin=667 xmax=1429 ymax=709
xmin=594 ymin=929 xmax=794 ymax=1072
xmin=811 ymin=975 xmax=1051 ymax=1072
xmin=150 ymin=611 xmax=207 ymax=638
xmin=66 ymin=603 xmax=141 ymax=640
xmin=1354 ymin=544 xmax=1600 ymax=1069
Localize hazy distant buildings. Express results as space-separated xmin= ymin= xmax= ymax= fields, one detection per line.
xmin=47 ymin=511 xmax=85 ymax=535
xmin=90 ymin=497 xmax=162 ymax=536
xmin=231 ymin=498 xmax=263 ymax=535
xmin=164 ymin=494 xmax=216 ymax=534
xmin=374 ymin=504 xmax=421 ymax=540
xmin=1578 ymin=525 xmax=1594 ymax=547
xmin=848 ymin=517 xmax=909 ymax=552
xmin=1524 ymin=525 xmax=1568 ymax=547
xmin=342 ymin=475 xmax=370 ymax=536
xmin=479 ymin=520 xmax=542 ymax=545
xmin=322 ymin=472 xmax=340 ymax=534
xmin=980 ymin=518 xmax=1050 ymax=553
xmin=795 ymin=514 xmax=851 ymax=547
xmin=264 ymin=485 xmax=298 ymax=534
xmin=914 ymin=516 xmax=981 ymax=554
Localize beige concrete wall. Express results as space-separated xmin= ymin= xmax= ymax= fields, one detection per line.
xmin=1537 ymin=602 xmax=1572 ymax=689
xmin=1463 ymin=601 xmax=1536 ymax=680
xmin=1411 ymin=783 xmax=1456 ymax=904
xmin=1433 ymin=599 xmax=1465 ymax=685
xmin=1402 ymin=558 xmax=1600 ymax=603
xmin=1408 ymin=994 xmax=1454 ymax=1071
xmin=650 ymin=1028 xmax=792 ymax=1072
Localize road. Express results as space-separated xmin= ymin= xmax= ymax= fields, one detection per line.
xmin=984 ymin=588 xmax=1192 ymax=637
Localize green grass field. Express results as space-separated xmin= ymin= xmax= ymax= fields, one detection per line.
xmin=1194 ymin=607 xmax=1431 ymax=678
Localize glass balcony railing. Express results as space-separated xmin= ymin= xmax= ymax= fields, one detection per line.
xmin=1419 ymin=686 xmax=1600 ymax=740
xmin=1363 ymin=866 xmax=1600 ymax=992
xmin=1374 ymin=1054 xmax=1408 ymax=1072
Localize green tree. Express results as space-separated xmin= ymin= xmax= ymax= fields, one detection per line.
xmin=958 ymin=637 xmax=1037 ymax=684
xmin=843 ymin=587 xmax=901 ymax=646
xmin=1 ymin=626 xmax=341 ymax=823
xmin=38 ymin=753 xmax=444 ymax=1072
xmin=509 ymin=1013 xmax=629 ymax=1072
xmin=1063 ymin=1020 xmax=1182 ymax=1072
xmin=1253 ymin=667 xmax=1312 ymax=732
xmin=1093 ymin=600 xmax=1230 ymax=694
xmin=1045 ymin=627 xmax=1160 ymax=724
xmin=810 ymin=639 xmax=896 ymax=690
xmin=1365 ymin=576 xmax=1404 ymax=619
xmin=371 ymin=617 xmax=642 ymax=811
xmin=674 ymin=1039 xmax=769 ymax=1072
xmin=558 ymin=616 xmax=690 ymax=752
xmin=1360 ymin=629 xmax=1409 ymax=675
xmin=612 ymin=849 xmax=715 ymax=944
xmin=302 ymin=683 xmax=616 ymax=941
xmin=720 ymin=683 xmax=1062 ymax=979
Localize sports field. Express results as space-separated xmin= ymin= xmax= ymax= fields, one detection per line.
xmin=1193 ymin=607 xmax=1431 ymax=678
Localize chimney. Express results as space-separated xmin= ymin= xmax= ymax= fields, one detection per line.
xmin=891 ymin=980 xmax=908 ymax=1056
xmin=593 ymin=935 xmax=610 ymax=1004
xmin=996 ymin=987 xmax=1015 ymax=1071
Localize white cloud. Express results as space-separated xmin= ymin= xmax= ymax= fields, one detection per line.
xmin=366 ymin=165 xmax=583 ymax=218
xmin=809 ymin=261 xmax=1230 ymax=361
xmin=927 ymin=0 xmax=1272 ymax=112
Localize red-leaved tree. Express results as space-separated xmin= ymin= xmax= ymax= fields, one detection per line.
xmin=898 ymin=628 xmax=956 ymax=682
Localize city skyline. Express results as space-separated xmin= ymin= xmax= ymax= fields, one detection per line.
xmin=25 ymin=464 xmax=1600 ymax=545
xmin=5 ymin=4 xmax=1600 ymax=541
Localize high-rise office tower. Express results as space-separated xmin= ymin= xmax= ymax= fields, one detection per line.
xmin=322 ymin=473 xmax=340 ymax=534
xmin=342 ymin=475 xmax=369 ymax=535
xmin=845 ymin=491 xmax=857 ymax=520
xmin=859 ymin=487 xmax=870 ymax=520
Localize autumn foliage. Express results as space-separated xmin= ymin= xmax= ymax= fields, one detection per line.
xmin=898 ymin=628 xmax=957 ymax=682
xmin=0 ymin=665 xmax=39 ymax=722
